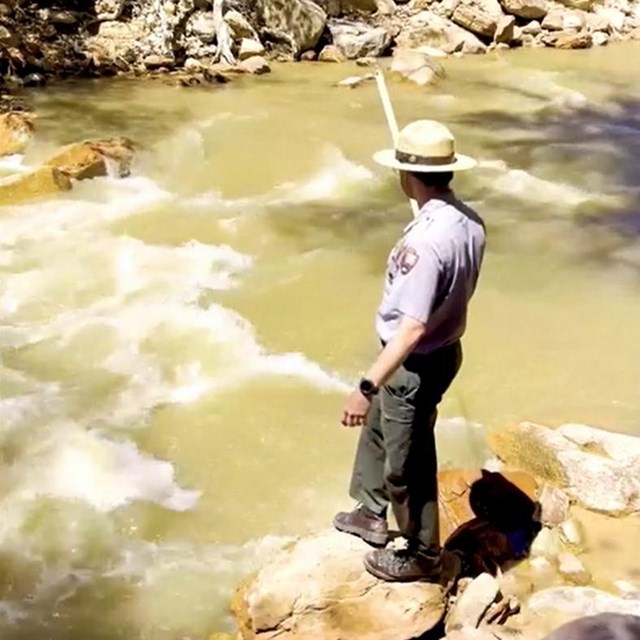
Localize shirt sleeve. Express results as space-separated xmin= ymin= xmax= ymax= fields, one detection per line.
xmin=391 ymin=243 xmax=442 ymax=324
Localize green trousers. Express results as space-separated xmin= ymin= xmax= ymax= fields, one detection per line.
xmin=349 ymin=341 xmax=462 ymax=549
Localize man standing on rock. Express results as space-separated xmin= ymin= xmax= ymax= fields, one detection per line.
xmin=334 ymin=120 xmax=485 ymax=582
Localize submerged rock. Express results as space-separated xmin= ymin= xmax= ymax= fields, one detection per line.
xmin=232 ymin=528 xmax=456 ymax=640
xmin=0 ymin=167 xmax=72 ymax=206
xmin=529 ymin=586 xmax=640 ymax=618
xmin=390 ymin=48 xmax=446 ymax=86
xmin=0 ymin=111 xmax=36 ymax=156
xmin=45 ymin=138 xmax=135 ymax=180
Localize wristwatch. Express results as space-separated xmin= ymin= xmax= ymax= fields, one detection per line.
xmin=359 ymin=378 xmax=379 ymax=399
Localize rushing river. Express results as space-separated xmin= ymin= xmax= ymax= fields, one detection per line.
xmin=1 ymin=44 xmax=640 ymax=638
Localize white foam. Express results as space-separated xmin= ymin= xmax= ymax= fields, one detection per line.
xmin=5 ymin=424 xmax=199 ymax=512
xmin=478 ymin=159 xmax=593 ymax=206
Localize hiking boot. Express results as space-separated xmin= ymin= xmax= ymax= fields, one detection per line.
xmin=363 ymin=546 xmax=442 ymax=582
xmin=333 ymin=505 xmax=389 ymax=547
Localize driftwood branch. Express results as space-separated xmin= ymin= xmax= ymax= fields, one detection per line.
xmin=212 ymin=0 xmax=236 ymax=65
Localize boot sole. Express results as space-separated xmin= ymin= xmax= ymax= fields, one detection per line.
xmin=332 ymin=517 xmax=389 ymax=548
xmin=363 ymin=554 xmax=442 ymax=583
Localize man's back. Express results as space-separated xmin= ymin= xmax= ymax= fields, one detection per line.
xmin=376 ymin=195 xmax=486 ymax=354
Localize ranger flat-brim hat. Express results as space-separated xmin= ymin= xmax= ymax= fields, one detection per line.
xmin=374 ymin=119 xmax=477 ymax=173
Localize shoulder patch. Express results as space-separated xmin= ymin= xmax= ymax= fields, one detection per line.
xmin=399 ymin=246 xmax=419 ymax=275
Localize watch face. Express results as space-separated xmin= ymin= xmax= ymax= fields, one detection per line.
xmin=360 ymin=379 xmax=375 ymax=395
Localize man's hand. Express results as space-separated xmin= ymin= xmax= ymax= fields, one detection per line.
xmin=341 ymin=389 xmax=371 ymax=427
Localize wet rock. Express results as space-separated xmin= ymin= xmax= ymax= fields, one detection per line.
xmin=446 ymin=573 xmax=500 ymax=631
xmin=46 ymin=138 xmax=135 ymax=180
xmin=238 ymin=55 xmax=271 ymax=74
xmin=239 ymin=38 xmax=266 ymax=60
xmin=318 ymin=44 xmax=347 ymax=62
xmin=356 ymin=56 xmax=376 ymax=65
xmin=498 ymin=0 xmax=546 ymax=18
xmin=451 ymin=0 xmax=505 ymax=38
xmin=489 ymin=423 xmax=640 ymax=516
xmin=530 ymin=527 xmax=562 ymax=560
xmin=0 ymin=167 xmax=72 ymax=206
xmin=494 ymin=15 xmax=516 ymax=43
xmin=257 ymin=0 xmax=327 ymax=54
xmin=390 ymin=48 xmax=446 ymax=86
xmin=23 ymin=73 xmax=46 ymax=87
xmin=337 ymin=73 xmax=374 ymax=87
xmin=528 ymin=587 xmax=640 ymax=618
xmin=232 ymin=529 xmax=451 ymax=640
xmin=536 ymin=484 xmax=570 ymax=527
xmin=558 ymin=552 xmax=591 ymax=585
xmin=328 ymin=20 xmax=392 ymax=59
xmin=396 ymin=10 xmax=487 ymax=54
xmin=0 ymin=111 xmax=35 ymax=156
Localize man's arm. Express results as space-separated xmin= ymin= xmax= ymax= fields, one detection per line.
xmin=363 ymin=316 xmax=427 ymax=388
xmin=341 ymin=315 xmax=427 ymax=427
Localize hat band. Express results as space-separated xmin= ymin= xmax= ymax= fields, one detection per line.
xmin=395 ymin=150 xmax=456 ymax=166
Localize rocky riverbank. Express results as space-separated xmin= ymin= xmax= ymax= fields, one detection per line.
xmin=226 ymin=422 xmax=640 ymax=640
xmin=0 ymin=0 xmax=639 ymax=94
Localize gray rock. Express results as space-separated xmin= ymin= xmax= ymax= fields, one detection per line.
xmin=257 ymin=0 xmax=327 ymax=53
xmin=328 ymin=20 xmax=392 ymax=59
xmin=446 ymin=573 xmax=501 ymax=631
xmin=390 ymin=48 xmax=446 ymax=86
xmin=396 ymin=10 xmax=487 ymax=54
xmin=544 ymin=614 xmax=640 ymax=640
xmin=522 ymin=19 xmax=542 ymax=34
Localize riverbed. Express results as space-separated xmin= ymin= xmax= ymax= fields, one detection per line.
xmin=1 ymin=44 xmax=640 ymax=638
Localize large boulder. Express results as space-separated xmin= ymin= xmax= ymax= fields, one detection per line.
xmin=0 ymin=167 xmax=72 ymax=206
xmin=256 ymin=0 xmax=327 ymax=54
xmin=451 ymin=0 xmax=505 ymax=38
xmin=396 ymin=10 xmax=488 ymax=53
xmin=232 ymin=529 xmax=455 ymax=640
xmin=328 ymin=20 xmax=392 ymax=58
xmin=0 ymin=112 xmax=36 ymax=157
xmin=489 ymin=423 xmax=640 ymax=515
xmin=45 ymin=138 xmax=135 ymax=180
xmin=498 ymin=0 xmax=547 ymax=19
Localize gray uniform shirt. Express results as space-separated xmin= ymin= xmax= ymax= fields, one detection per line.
xmin=376 ymin=195 xmax=486 ymax=355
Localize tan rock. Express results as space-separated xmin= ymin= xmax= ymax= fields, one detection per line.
xmin=0 ymin=112 xmax=36 ymax=157
xmin=530 ymin=527 xmax=562 ymax=560
xmin=498 ymin=0 xmax=546 ymax=18
xmin=389 ymin=48 xmax=446 ymax=86
xmin=238 ymin=55 xmax=271 ymax=74
xmin=396 ymin=10 xmax=488 ymax=54
xmin=494 ymin=15 xmax=516 ymax=42
xmin=558 ymin=517 xmax=585 ymax=550
xmin=584 ymin=12 xmax=610 ymax=32
xmin=318 ymin=44 xmax=347 ymax=62
xmin=45 ymin=138 xmax=135 ymax=180
xmin=234 ymin=529 xmax=450 ymax=640
xmin=0 ymin=167 xmax=72 ymax=206
xmin=451 ymin=0 xmax=505 ymax=37
xmin=522 ymin=19 xmax=542 ymax=34
xmin=238 ymin=38 xmax=266 ymax=61
xmin=446 ymin=573 xmax=500 ymax=631
xmin=489 ymin=423 xmax=640 ymax=515
xmin=556 ymin=0 xmax=593 ymax=10
xmin=596 ymin=7 xmax=625 ymax=31
xmin=224 ymin=10 xmax=259 ymax=40
xmin=411 ymin=0 xmax=436 ymax=8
